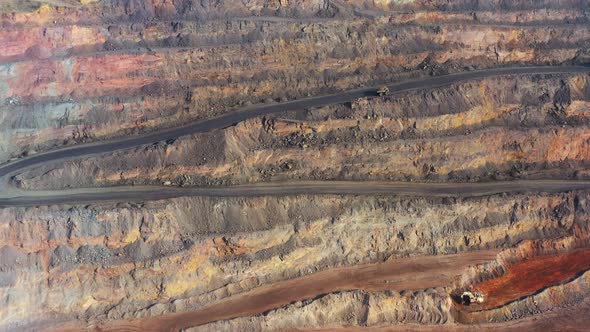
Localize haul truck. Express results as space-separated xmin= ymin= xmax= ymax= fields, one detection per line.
xmin=376 ymin=86 xmax=389 ymax=96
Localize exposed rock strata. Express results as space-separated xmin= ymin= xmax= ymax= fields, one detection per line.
xmin=1 ymin=1 xmax=590 ymax=331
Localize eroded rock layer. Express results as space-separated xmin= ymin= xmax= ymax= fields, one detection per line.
xmin=1 ymin=190 xmax=590 ymax=330
xmin=13 ymin=73 xmax=590 ymax=190
xmin=1 ymin=1 xmax=590 ymax=331
xmin=1 ymin=0 xmax=589 ymax=163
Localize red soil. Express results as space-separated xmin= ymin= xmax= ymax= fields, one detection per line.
xmin=472 ymin=248 xmax=590 ymax=310
xmin=53 ymin=250 xmax=498 ymax=332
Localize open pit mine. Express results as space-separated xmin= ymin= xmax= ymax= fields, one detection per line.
xmin=1 ymin=0 xmax=590 ymax=331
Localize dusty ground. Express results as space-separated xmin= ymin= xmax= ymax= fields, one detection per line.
xmin=55 ymin=250 xmax=498 ymax=331
xmin=3 ymin=191 xmax=590 ymax=331
xmin=1 ymin=0 xmax=590 ymax=331
xmin=12 ymin=73 xmax=590 ymax=190
xmin=1 ymin=0 xmax=589 ymax=164
xmin=290 ymin=297 xmax=590 ymax=331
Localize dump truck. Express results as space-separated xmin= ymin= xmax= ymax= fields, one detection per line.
xmin=460 ymin=291 xmax=484 ymax=305
xmin=376 ymin=86 xmax=389 ymax=96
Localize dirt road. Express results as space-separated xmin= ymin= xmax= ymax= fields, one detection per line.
xmin=1 ymin=179 xmax=590 ymax=207
xmin=54 ymin=250 xmax=498 ymax=332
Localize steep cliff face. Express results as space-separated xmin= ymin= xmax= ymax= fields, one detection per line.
xmin=0 ymin=0 xmax=588 ymax=163
xmin=13 ymin=73 xmax=590 ymax=189
xmin=1 ymin=1 xmax=590 ymax=331
xmin=2 ymin=191 xmax=589 ymax=330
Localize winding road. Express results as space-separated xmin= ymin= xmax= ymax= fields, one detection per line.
xmin=1 ymin=65 xmax=589 ymax=206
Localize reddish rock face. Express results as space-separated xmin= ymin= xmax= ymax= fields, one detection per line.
xmin=1 ymin=1 xmax=590 ymax=331
xmin=457 ymin=248 xmax=590 ymax=311
xmin=0 ymin=0 xmax=589 ymax=164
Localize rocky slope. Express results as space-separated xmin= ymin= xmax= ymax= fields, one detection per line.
xmin=1 ymin=1 xmax=590 ymax=331
xmin=0 ymin=0 xmax=589 ymax=163
xmin=14 ymin=73 xmax=590 ymax=189
xmin=2 ymin=190 xmax=590 ymax=330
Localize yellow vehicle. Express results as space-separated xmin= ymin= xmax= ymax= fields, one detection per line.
xmin=461 ymin=291 xmax=484 ymax=305
xmin=376 ymin=86 xmax=390 ymax=96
